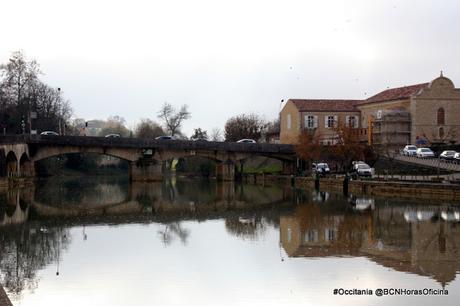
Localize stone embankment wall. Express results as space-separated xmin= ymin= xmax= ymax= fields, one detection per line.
xmin=245 ymin=174 xmax=460 ymax=201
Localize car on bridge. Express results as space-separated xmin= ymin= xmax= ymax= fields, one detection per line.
xmin=236 ymin=139 xmax=256 ymax=143
xmin=105 ymin=134 xmax=120 ymax=138
xmin=155 ymin=135 xmax=175 ymax=140
xmin=416 ymin=147 xmax=435 ymax=158
xmin=402 ymin=145 xmax=417 ymax=156
xmin=440 ymin=150 xmax=457 ymax=160
xmin=40 ymin=131 xmax=59 ymax=136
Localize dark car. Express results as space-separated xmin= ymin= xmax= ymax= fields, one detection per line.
xmin=40 ymin=131 xmax=59 ymax=136
xmin=155 ymin=135 xmax=175 ymax=140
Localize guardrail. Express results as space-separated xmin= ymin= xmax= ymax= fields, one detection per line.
xmin=395 ymin=154 xmax=460 ymax=172
xmin=0 ymin=135 xmax=296 ymax=155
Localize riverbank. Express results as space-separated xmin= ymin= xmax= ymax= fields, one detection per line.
xmin=246 ymin=174 xmax=460 ymax=201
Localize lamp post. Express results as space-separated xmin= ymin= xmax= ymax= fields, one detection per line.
xmin=57 ymin=88 xmax=61 ymax=135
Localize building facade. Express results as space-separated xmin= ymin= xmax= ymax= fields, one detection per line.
xmin=280 ymin=74 xmax=460 ymax=147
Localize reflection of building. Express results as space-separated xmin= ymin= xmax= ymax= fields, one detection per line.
xmin=280 ymin=74 xmax=460 ymax=147
xmin=280 ymin=202 xmax=460 ymax=286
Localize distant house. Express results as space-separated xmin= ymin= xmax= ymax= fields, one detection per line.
xmin=280 ymin=73 xmax=460 ymax=148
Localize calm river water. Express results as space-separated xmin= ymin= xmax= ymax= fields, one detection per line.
xmin=1 ymin=177 xmax=459 ymax=306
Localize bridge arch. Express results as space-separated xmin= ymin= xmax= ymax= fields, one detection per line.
xmin=6 ymin=151 xmax=18 ymax=177
xmin=19 ymin=153 xmax=33 ymax=177
xmin=31 ymin=146 xmax=140 ymax=163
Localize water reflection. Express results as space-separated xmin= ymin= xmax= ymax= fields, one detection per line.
xmin=280 ymin=190 xmax=460 ymax=286
xmin=0 ymin=179 xmax=459 ymax=305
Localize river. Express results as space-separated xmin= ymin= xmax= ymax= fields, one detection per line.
xmin=0 ymin=177 xmax=459 ymax=306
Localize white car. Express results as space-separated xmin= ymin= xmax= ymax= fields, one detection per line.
xmin=439 ymin=150 xmax=457 ymax=160
xmin=402 ymin=145 xmax=417 ymax=156
xmin=40 ymin=131 xmax=59 ymax=136
xmin=352 ymin=163 xmax=373 ymax=178
xmin=416 ymin=147 xmax=435 ymax=158
xmin=236 ymin=139 xmax=256 ymax=143
xmin=454 ymin=152 xmax=460 ymax=162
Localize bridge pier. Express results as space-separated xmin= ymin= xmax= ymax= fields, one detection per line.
xmin=216 ymin=160 xmax=236 ymax=181
xmin=282 ymin=160 xmax=296 ymax=175
xmin=129 ymin=158 xmax=163 ymax=181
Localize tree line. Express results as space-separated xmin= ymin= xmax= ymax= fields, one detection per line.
xmin=0 ymin=51 xmax=279 ymax=142
xmin=0 ymin=51 xmax=71 ymax=134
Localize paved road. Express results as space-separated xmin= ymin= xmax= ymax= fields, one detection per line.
xmin=395 ymin=154 xmax=460 ymax=172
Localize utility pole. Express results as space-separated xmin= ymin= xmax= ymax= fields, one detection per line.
xmin=57 ymin=88 xmax=62 ymax=135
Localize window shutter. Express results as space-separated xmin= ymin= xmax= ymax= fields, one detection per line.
xmin=314 ymin=115 xmax=318 ymax=128
xmin=354 ymin=116 xmax=359 ymax=128
xmin=334 ymin=115 xmax=338 ymax=127
xmin=325 ymin=116 xmax=328 ymax=128
xmin=304 ymin=115 xmax=308 ymax=128
xmin=345 ymin=115 xmax=350 ymax=127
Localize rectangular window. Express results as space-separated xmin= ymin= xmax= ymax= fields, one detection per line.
xmin=327 ymin=115 xmax=335 ymax=128
xmin=287 ymin=114 xmax=291 ymax=130
xmin=325 ymin=228 xmax=336 ymax=241
xmin=305 ymin=115 xmax=315 ymax=128
xmin=304 ymin=230 xmax=318 ymax=243
xmin=346 ymin=115 xmax=359 ymax=128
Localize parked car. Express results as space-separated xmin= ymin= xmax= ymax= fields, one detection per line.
xmin=155 ymin=135 xmax=175 ymax=140
xmin=105 ymin=133 xmax=120 ymax=138
xmin=313 ymin=163 xmax=330 ymax=175
xmin=439 ymin=150 xmax=457 ymax=160
xmin=416 ymin=147 xmax=435 ymax=158
xmin=402 ymin=145 xmax=418 ymax=156
xmin=40 ymin=131 xmax=59 ymax=136
xmin=351 ymin=161 xmax=373 ymax=178
xmin=454 ymin=152 xmax=460 ymax=162
xmin=236 ymin=139 xmax=256 ymax=143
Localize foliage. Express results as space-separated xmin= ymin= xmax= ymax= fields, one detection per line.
xmin=97 ymin=115 xmax=131 ymax=137
xmin=157 ymin=102 xmax=191 ymax=136
xmin=224 ymin=113 xmax=268 ymax=142
xmin=135 ymin=118 xmax=164 ymax=138
xmin=295 ymin=129 xmax=323 ymax=172
xmin=0 ymin=51 xmax=72 ymax=134
xmin=191 ymin=128 xmax=208 ymax=140
xmin=330 ymin=124 xmax=367 ymax=170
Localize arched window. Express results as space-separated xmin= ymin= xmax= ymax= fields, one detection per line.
xmin=439 ymin=127 xmax=444 ymax=139
xmin=437 ymin=108 xmax=445 ymax=125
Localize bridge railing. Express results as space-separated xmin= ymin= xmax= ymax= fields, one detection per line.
xmin=1 ymin=135 xmax=296 ymax=155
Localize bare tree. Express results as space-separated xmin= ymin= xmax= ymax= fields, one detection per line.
xmin=157 ymin=103 xmax=191 ymax=136
xmin=224 ymin=113 xmax=268 ymax=142
xmin=210 ymin=127 xmax=223 ymax=141
xmin=135 ymin=118 xmax=165 ymax=138
xmin=0 ymin=51 xmax=72 ymax=134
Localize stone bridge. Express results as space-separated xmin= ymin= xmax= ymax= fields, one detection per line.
xmin=0 ymin=135 xmax=296 ymax=182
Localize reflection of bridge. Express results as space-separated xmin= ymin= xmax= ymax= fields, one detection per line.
xmin=0 ymin=181 xmax=293 ymax=225
xmin=0 ymin=135 xmax=295 ymax=183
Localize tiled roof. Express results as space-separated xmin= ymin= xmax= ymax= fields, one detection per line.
xmin=363 ymin=83 xmax=429 ymax=104
xmin=290 ymin=99 xmax=361 ymax=112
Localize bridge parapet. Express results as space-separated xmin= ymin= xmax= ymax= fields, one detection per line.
xmin=0 ymin=135 xmax=297 ymax=182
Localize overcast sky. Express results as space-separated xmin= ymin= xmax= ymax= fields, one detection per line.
xmin=1 ymin=0 xmax=460 ymax=136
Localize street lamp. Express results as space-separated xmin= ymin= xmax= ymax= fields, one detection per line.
xmin=57 ymin=88 xmax=62 ymax=135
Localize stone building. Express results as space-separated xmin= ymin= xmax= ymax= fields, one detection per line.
xmin=280 ymin=73 xmax=460 ymax=147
